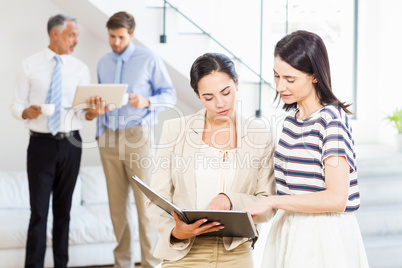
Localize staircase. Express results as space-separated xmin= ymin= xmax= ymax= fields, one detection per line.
xmin=355 ymin=144 xmax=402 ymax=268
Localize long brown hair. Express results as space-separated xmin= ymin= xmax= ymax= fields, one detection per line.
xmin=274 ymin=30 xmax=352 ymax=114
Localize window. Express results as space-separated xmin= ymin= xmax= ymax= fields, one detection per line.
xmin=162 ymin=0 xmax=358 ymax=114
xmin=264 ymin=0 xmax=358 ymax=113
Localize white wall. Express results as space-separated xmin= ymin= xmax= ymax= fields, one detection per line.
xmin=354 ymin=0 xmax=402 ymax=146
xmin=374 ymin=0 xmax=402 ymax=145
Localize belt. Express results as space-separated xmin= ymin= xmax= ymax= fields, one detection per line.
xmin=30 ymin=130 xmax=77 ymax=140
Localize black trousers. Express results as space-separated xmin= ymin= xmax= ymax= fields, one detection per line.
xmin=25 ymin=132 xmax=82 ymax=268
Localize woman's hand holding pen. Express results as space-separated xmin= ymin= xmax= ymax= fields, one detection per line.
xmin=171 ymin=212 xmax=224 ymax=240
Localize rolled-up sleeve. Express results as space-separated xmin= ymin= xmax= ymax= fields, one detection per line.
xmin=147 ymin=57 xmax=177 ymax=112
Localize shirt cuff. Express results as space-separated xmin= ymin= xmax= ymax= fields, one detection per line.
xmin=147 ymin=96 xmax=156 ymax=111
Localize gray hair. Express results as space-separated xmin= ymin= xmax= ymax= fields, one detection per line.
xmin=47 ymin=14 xmax=77 ymax=36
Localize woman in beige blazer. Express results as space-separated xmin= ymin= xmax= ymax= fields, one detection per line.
xmin=146 ymin=53 xmax=276 ymax=267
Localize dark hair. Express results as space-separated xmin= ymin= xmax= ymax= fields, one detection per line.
xmin=106 ymin=11 xmax=136 ymax=34
xmin=47 ymin=14 xmax=77 ymax=36
xmin=190 ymin=53 xmax=238 ymax=95
xmin=274 ymin=30 xmax=352 ymax=114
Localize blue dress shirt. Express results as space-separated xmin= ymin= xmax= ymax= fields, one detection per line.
xmin=96 ymin=42 xmax=177 ymax=138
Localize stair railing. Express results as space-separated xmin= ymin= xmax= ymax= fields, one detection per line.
xmin=159 ymin=0 xmax=273 ymax=117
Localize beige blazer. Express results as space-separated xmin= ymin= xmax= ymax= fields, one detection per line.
xmin=146 ymin=109 xmax=276 ymax=261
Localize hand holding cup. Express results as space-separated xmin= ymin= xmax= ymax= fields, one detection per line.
xmin=41 ymin=103 xmax=55 ymax=116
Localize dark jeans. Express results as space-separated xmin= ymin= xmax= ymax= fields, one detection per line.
xmin=25 ymin=132 xmax=82 ymax=268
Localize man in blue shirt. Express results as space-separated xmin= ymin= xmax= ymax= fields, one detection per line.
xmin=96 ymin=11 xmax=176 ymax=268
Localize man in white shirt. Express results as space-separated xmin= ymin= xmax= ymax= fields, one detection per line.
xmin=11 ymin=14 xmax=105 ymax=268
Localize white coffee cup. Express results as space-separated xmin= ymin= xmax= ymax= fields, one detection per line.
xmin=41 ymin=103 xmax=55 ymax=116
xmin=121 ymin=93 xmax=129 ymax=106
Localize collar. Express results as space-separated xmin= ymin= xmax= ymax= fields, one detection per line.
xmin=189 ymin=108 xmax=246 ymax=143
xmin=113 ymin=42 xmax=135 ymax=63
xmin=45 ymin=47 xmax=65 ymax=64
xmin=294 ymin=105 xmax=326 ymax=122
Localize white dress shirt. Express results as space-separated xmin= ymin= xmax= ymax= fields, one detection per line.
xmin=11 ymin=48 xmax=90 ymax=133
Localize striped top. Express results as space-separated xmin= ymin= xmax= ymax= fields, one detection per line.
xmin=275 ymin=105 xmax=360 ymax=212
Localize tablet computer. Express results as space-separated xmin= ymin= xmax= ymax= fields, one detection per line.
xmin=72 ymin=84 xmax=128 ymax=110
xmin=132 ymin=176 xmax=257 ymax=238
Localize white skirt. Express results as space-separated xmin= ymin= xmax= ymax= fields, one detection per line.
xmin=261 ymin=210 xmax=369 ymax=268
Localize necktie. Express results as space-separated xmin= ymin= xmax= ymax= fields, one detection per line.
xmin=109 ymin=56 xmax=122 ymax=130
xmin=46 ymin=55 xmax=62 ymax=135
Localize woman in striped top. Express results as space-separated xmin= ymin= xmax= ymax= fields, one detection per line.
xmin=245 ymin=30 xmax=369 ymax=267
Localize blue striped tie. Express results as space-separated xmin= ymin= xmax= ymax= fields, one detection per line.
xmin=46 ymin=55 xmax=62 ymax=135
xmin=109 ymin=56 xmax=122 ymax=130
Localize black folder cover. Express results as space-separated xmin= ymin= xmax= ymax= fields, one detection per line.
xmin=132 ymin=176 xmax=257 ymax=238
